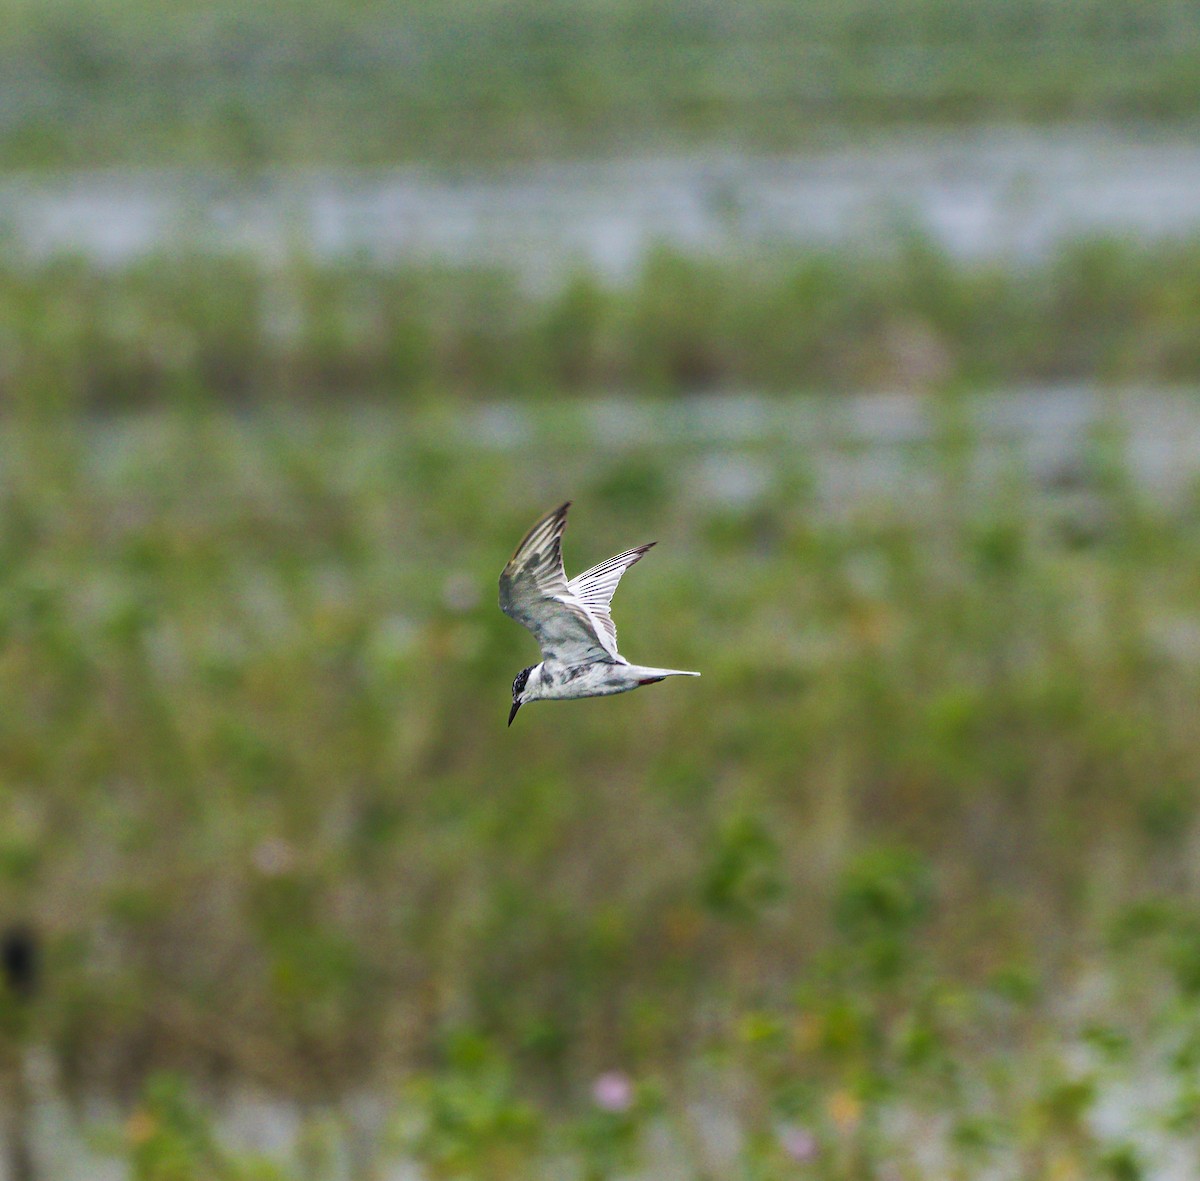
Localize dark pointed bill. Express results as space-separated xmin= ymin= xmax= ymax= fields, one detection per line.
xmin=508 ymin=701 xmax=522 ymax=726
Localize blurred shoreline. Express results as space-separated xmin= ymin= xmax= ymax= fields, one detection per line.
xmin=4 ymin=130 xmax=1200 ymax=275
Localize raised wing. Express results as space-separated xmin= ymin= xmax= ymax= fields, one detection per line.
xmin=499 ymin=502 xmax=616 ymax=665
xmin=566 ymin=543 xmax=654 ymax=655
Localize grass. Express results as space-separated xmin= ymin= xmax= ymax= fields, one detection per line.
xmin=1 ymin=0 xmax=1200 ymax=166
xmin=2 ymin=395 xmax=1200 ymax=1176
xmin=8 ymin=233 xmax=1200 ymax=409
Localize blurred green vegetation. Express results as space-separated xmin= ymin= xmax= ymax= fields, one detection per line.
xmin=5 ymin=1 xmax=1200 ymax=1172
xmin=0 ymin=0 xmax=1199 ymax=165
xmin=1 ymin=400 xmax=1200 ymax=1174
xmin=7 ymin=233 xmax=1200 ymax=406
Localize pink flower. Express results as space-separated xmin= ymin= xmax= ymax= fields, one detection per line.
xmin=778 ymin=1123 xmax=818 ymax=1163
xmin=591 ymin=1071 xmax=634 ymax=1113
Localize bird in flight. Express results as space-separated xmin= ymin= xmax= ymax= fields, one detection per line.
xmin=499 ymin=502 xmax=700 ymax=725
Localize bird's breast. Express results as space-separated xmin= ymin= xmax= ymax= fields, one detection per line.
xmin=537 ymin=661 xmax=638 ymax=700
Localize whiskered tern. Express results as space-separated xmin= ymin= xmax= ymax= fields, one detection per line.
xmin=499 ymin=502 xmax=699 ymax=725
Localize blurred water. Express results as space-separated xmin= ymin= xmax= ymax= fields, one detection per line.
xmin=22 ymin=1073 xmax=1200 ymax=1181
xmin=444 ymin=385 xmax=1200 ymax=511
xmin=4 ymin=130 xmax=1200 ymax=280
xmin=83 ymin=384 xmax=1200 ymax=522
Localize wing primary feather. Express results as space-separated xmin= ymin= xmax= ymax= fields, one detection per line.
xmin=567 ymin=543 xmax=655 ymax=606
xmin=508 ymin=500 xmax=571 ymax=563
xmin=565 ymin=541 xmax=656 ymax=655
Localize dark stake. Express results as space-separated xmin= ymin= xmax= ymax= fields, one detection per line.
xmin=0 ymin=924 xmax=39 ymax=1181
xmin=0 ymin=927 xmax=39 ymax=1003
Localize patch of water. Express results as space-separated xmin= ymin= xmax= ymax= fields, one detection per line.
xmin=451 ymin=385 xmax=1200 ymax=502
xmin=4 ymin=130 xmax=1200 ymax=280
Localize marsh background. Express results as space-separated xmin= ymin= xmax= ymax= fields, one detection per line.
xmin=3 ymin=2 xmax=1200 ymax=1179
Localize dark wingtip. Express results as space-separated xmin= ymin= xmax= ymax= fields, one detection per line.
xmin=545 ymin=500 xmax=571 ymax=531
xmin=508 ymin=501 xmax=574 ymax=564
